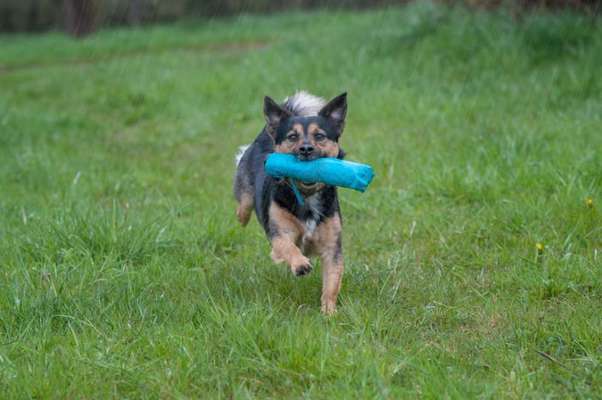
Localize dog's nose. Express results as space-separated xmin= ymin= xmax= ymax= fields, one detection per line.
xmin=299 ymin=144 xmax=315 ymax=157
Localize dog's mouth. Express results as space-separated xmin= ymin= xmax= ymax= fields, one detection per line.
xmin=294 ymin=153 xmax=322 ymax=190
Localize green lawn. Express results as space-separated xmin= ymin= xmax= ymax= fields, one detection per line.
xmin=1 ymin=3 xmax=601 ymax=398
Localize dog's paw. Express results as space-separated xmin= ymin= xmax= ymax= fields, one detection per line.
xmin=321 ymin=301 xmax=337 ymax=316
xmin=291 ymin=257 xmax=312 ymax=276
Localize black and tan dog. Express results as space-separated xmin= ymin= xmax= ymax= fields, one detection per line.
xmin=234 ymin=91 xmax=347 ymax=314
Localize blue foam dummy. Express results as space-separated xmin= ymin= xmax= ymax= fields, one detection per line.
xmin=265 ymin=153 xmax=374 ymax=193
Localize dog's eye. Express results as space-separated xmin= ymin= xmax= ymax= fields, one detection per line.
xmin=314 ymin=133 xmax=326 ymax=141
xmin=287 ymin=133 xmax=299 ymax=141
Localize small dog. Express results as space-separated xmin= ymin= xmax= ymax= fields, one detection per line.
xmin=233 ymin=91 xmax=347 ymax=314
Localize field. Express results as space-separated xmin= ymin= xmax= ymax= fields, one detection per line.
xmin=1 ymin=3 xmax=601 ymax=398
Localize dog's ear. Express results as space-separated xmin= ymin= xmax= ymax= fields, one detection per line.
xmin=264 ymin=96 xmax=291 ymax=138
xmin=319 ymin=92 xmax=347 ymax=135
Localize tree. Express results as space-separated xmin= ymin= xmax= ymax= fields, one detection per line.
xmin=64 ymin=0 xmax=97 ymax=37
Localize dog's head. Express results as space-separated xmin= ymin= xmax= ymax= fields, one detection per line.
xmin=263 ymin=93 xmax=347 ymax=162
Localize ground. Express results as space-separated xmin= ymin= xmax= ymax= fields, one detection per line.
xmin=0 ymin=3 xmax=601 ymax=398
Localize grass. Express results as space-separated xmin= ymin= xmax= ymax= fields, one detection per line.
xmin=1 ymin=2 xmax=601 ymax=398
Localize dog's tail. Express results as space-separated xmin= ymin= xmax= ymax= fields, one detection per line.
xmin=235 ymin=144 xmax=251 ymax=166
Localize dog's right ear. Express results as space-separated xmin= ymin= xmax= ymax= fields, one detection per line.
xmin=264 ymin=96 xmax=291 ymax=138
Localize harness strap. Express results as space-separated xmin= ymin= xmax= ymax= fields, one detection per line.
xmin=288 ymin=178 xmax=305 ymax=206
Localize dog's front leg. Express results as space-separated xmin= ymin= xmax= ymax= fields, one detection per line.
xmin=271 ymin=235 xmax=312 ymax=276
xmin=269 ymin=203 xmax=312 ymax=276
xmin=315 ymin=214 xmax=344 ymax=315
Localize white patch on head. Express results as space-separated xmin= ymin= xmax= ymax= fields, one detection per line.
xmin=235 ymin=144 xmax=250 ymax=166
xmin=283 ymin=91 xmax=326 ymax=117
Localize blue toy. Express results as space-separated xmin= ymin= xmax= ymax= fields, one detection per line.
xmin=265 ymin=153 xmax=374 ymax=199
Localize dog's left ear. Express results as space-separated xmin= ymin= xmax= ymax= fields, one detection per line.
xmin=319 ymin=92 xmax=347 ymax=136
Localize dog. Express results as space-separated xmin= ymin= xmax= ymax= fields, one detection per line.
xmin=233 ymin=91 xmax=348 ymax=314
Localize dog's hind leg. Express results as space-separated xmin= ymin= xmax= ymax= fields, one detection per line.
xmin=233 ymin=145 xmax=254 ymax=226
xmin=236 ymin=192 xmax=253 ymax=226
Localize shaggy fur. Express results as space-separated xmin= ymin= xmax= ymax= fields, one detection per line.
xmin=233 ymin=91 xmax=348 ymax=314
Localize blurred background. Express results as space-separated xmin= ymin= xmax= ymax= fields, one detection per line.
xmin=2 ymin=0 xmax=601 ymax=36
xmin=1 ymin=1 xmax=602 ymax=397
